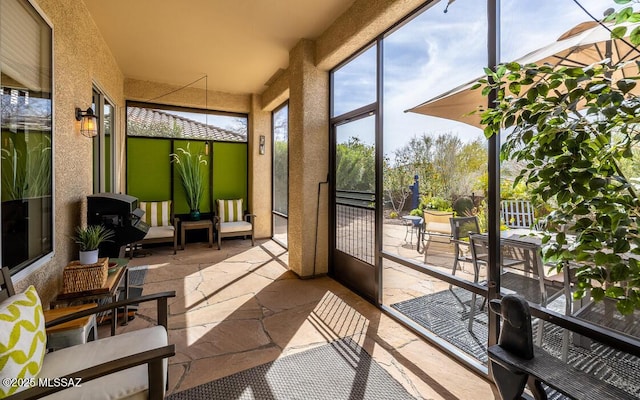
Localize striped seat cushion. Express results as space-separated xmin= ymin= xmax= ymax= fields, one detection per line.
xmin=140 ymin=201 xmax=172 ymax=227
xmin=217 ymin=199 xmax=244 ymax=223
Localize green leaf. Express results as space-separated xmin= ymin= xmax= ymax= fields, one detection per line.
xmin=616 ymin=7 xmax=634 ymax=24
xmin=617 ymin=299 xmax=635 ymax=315
xmin=508 ymin=82 xmax=521 ymax=95
xmin=612 ymin=26 xmax=628 ymax=40
xmin=617 ymin=79 xmax=637 ymax=94
xmin=606 ymin=286 xmax=626 ymax=299
xmin=592 ymin=287 xmax=605 ymax=302
xmin=631 ymin=26 xmax=640 ymax=46
xmin=589 ymin=178 xmax=606 ymax=190
xmin=566 ymin=68 xmax=585 ymax=78
xmin=505 ymin=62 xmax=521 ymax=71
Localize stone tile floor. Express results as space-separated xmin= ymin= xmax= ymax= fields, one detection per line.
xmin=104 ymin=237 xmax=493 ymax=399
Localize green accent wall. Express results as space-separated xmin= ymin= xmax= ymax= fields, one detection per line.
xmin=126 ymin=138 xmax=247 ymax=216
xmin=127 ymin=137 xmax=171 ymax=201
xmin=172 ymin=140 xmax=211 ymax=214
xmin=213 ymin=142 xmax=248 ymax=206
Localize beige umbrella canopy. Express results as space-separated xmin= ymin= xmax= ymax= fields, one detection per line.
xmin=406 ymin=21 xmax=640 ymax=128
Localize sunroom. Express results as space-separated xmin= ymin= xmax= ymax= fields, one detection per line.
xmin=1 ymin=0 xmax=639 ymax=399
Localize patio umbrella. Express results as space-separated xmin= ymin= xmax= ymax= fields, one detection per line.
xmin=405 ymin=21 xmax=640 ymax=128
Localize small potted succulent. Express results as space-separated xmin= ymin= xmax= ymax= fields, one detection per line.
xmin=73 ymin=225 xmax=115 ymax=264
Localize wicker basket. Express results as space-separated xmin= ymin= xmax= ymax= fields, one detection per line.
xmin=63 ymin=257 xmax=109 ymax=293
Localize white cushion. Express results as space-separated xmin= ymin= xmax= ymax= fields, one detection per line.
xmin=220 ymin=221 xmax=252 ymax=234
xmin=39 ymin=325 xmax=168 ymax=400
xmin=144 ymin=225 xmax=175 ymax=240
xmin=0 ymin=285 xmax=47 ymax=398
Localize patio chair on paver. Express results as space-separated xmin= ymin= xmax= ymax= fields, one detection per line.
xmin=130 ymin=200 xmax=179 ymax=258
xmin=214 ymin=198 xmax=255 ymax=249
xmin=417 ymin=210 xmax=454 ymax=263
xmin=450 ymin=216 xmax=480 ymax=276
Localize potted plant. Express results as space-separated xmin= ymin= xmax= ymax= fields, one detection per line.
xmin=73 ymin=225 xmax=114 ymax=264
xmin=171 ymin=144 xmax=207 ymax=220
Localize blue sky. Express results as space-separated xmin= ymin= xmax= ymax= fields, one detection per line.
xmin=333 ymin=0 xmax=622 ymax=159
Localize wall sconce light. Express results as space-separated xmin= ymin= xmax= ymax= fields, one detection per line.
xmin=75 ymin=107 xmax=98 ymax=138
xmin=204 ymin=141 xmax=210 ymax=156
xmin=259 ymin=135 xmax=265 ymax=155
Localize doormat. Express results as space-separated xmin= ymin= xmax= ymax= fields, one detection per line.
xmin=167 ymin=338 xmax=418 ymax=400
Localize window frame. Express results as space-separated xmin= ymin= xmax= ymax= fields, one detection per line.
xmin=92 ymin=86 xmax=116 ymax=194
xmin=4 ymin=0 xmax=55 ymax=279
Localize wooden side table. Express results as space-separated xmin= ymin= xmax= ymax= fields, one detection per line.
xmin=51 ymin=259 xmax=129 ymax=336
xmin=181 ymin=219 xmax=213 ymax=249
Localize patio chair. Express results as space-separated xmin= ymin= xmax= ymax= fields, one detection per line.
xmin=449 ymin=216 xmax=480 ymax=276
xmin=467 ymin=234 xmax=565 ymax=346
xmin=417 ymin=210 xmax=454 ymax=263
xmin=130 ymin=200 xmax=179 ymax=258
xmin=0 ymin=266 xmax=175 ymax=399
xmin=214 ymin=198 xmax=256 ymax=249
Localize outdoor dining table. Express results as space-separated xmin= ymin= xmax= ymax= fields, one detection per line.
xmin=471 ymin=229 xmax=576 ymax=357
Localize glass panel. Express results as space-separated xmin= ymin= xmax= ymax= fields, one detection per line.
xmin=0 ymin=0 xmax=53 ymax=273
xmin=497 ymin=2 xmax=640 ymax=396
xmin=381 ymin=0 xmax=489 ymax=364
xmin=273 ymin=104 xmax=288 ymax=215
xmin=127 ymin=105 xmax=247 ymax=142
xmin=272 ymin=103 xmax=288 ymax=247
xmin=332 ymin=45 xmax=377 ymax=117
xmin=382 ymin=259 xmax=486 ymax=361
xmin=104 ymin=100 xmax=113 ymax=192
xmin=273 ymin=214 xmax=287 ymax=247
xmin=335 ymin=114 xmax=375 ymax=264
xmin=501 ymin=1 xmax=614 ymax=62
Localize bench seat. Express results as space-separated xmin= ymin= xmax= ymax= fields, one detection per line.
xmin=488 ymin=345 xmax=635 ymax=400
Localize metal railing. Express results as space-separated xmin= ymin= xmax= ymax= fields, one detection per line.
xmin=335 ymin=190 xmax=375 ymax=265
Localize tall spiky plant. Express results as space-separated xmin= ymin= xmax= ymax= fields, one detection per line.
xmin=170 ymin=143 xmax=207 ymax=212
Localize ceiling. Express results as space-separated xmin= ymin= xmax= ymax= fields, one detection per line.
xmin=83 ymin=0 xmax=356 ymax=95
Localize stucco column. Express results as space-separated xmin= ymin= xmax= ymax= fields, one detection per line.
xmin=288 ymin=39 xmax=329 ymax=277
xmin=249 ymin=94 xmax=272 ymax=239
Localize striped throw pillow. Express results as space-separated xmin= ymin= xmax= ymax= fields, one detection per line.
xmin=217 ymin=199 xmax=243 ymax=223
xmin=140 ymin=201 xmax=172 ymax=227
xmin=0 ymin=285 xmax=47 ymax=398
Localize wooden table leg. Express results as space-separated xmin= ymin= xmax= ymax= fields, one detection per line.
xmin=208 ymin=225 xmax=213 ymax=248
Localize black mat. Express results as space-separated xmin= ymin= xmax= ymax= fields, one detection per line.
xmin=391 ymin=287 xmax=640 ymax=399
xmin=167 ymin=338 xmax=417 ymax=400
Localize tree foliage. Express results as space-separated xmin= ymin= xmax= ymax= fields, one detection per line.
xmin=477 ymin=54 xmax=640 ymax=314
xmin=383 ymin=133 xmax=487 ymax=213
xmin=336 ymin=137 xmax=375 ymax=192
